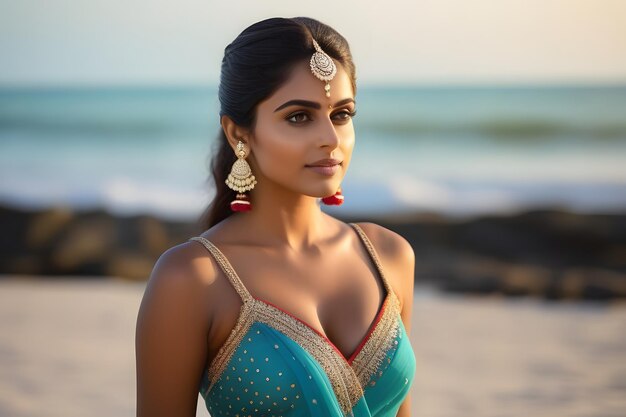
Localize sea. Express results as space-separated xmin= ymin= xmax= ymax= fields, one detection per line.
xmin=1 ymin=84 xmax=625 ymax=221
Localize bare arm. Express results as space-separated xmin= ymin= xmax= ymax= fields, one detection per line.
xmin=135 ymin=243 xmax=213 ymax=417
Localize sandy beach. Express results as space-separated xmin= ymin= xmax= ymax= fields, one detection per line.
xmin=0 ymin=277 xmax=625 ymax=417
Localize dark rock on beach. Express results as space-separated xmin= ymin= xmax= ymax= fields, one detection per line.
xmin=0 ymin=205 xmax=195 ymax=281
xmin=1 ymin=203 xmax=625 ymax=300
xmin=364 ymin=209 xmax=626 ymax=301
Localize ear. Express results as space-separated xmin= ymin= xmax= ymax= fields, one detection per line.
xmin=221 ymin=115 xmax=251 ymax=153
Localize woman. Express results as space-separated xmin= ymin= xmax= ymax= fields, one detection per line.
xmin=136 ymin=16 xmax=416 ymax=417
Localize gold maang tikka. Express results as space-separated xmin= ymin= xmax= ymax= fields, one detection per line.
xmin=309 ymin=38 xmax=337 ymax=97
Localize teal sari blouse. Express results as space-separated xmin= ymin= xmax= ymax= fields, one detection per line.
xmin=189 ymin=223 xmax=416 ymax=417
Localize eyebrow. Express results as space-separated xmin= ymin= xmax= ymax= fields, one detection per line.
xmin=273 ymin=98 xmax=355 ymax=112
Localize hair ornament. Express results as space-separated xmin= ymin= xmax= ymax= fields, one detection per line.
xmin=309 ymin=38 xmax=337 ymax=97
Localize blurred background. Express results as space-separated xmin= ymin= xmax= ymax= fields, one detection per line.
xmin=1 ymin=1 xmax=625 ymax=416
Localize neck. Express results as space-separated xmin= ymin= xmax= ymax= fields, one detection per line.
xmin=233 ymin=181 xmax=329 ymax=252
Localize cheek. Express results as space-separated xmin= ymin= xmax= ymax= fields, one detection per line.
xmin=342 ymin=128 xmax=355 ymax=148
xmin=340 ymin=126 xmax=356 ymax=152
xmin=343 ymin=149 xmax=354 ymax=172
xmin=252 ymin=123 xmax=308 ymax=173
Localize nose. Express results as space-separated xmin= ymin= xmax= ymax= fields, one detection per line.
xmin=318 ymin=116 xmax=340 ymax=149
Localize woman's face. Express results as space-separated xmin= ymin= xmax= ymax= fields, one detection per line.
xmin=248 ymin=59 xmax=356 ymax=199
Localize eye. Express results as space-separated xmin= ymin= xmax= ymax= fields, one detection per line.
xmin=333 ymin=109 xmax=357 ymax=122
xmin=286 ymin=112 xmax=311 ymax=124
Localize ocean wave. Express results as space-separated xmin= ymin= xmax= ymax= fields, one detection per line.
xmin=360 ymin=118 xmax=626 ymax=140
xmin=321 ymin=176 xmax=626 ymax=219
xmin=0 ymin=115 xmax=201 ymax=137
xmin=0 ymin=176 xmax=209 ymax=221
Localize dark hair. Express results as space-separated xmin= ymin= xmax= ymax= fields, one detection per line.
xmin=197 ymin=17 xmax=357 ymax=231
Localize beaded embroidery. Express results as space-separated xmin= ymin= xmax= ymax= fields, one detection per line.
xmin=188 ymin=223 xmax=402 ymax=415
xmin=351 ymin=291 xmax=401 ymax=388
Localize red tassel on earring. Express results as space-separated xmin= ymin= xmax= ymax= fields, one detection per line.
xmin=321 ymin=188 xmax=344 ymax=205
xmin=231 ymin=193 xmax=252 ymax=212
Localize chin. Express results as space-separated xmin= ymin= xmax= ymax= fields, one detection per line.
xmin=320 ymin=187 xmax=342 ymax=199
xmin=302 ymin=186 xmax=340 ymax=199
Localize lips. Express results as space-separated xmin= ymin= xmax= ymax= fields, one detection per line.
xmin=305 ymin=158 xmax=343 ymax=177
xmin=305 ymin=158 xmax=342 ymax=167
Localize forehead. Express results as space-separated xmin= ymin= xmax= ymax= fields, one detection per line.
xmin=258 ymin=59 xmax=354 ymax=110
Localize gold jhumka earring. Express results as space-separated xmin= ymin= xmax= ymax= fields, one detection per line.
xmin=225 ymin=140 xmax=257 ymax=211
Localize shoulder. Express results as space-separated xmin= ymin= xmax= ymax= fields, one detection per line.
xmin=146 ymin=239 xmax=221 ymax=295
xmin=351 ymin=222 xmax=415 ymax=310
xmin=137 ymin=239 xmax=223 ymax=328
xmin=351 ymin=221 xmax=415 ymax=267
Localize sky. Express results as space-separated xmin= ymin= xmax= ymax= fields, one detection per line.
xmin=1 ymin=0 xmax=625 ymax=87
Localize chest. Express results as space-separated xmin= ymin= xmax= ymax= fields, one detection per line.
xmin=207 ymin=248 xmax=388 ymax=363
